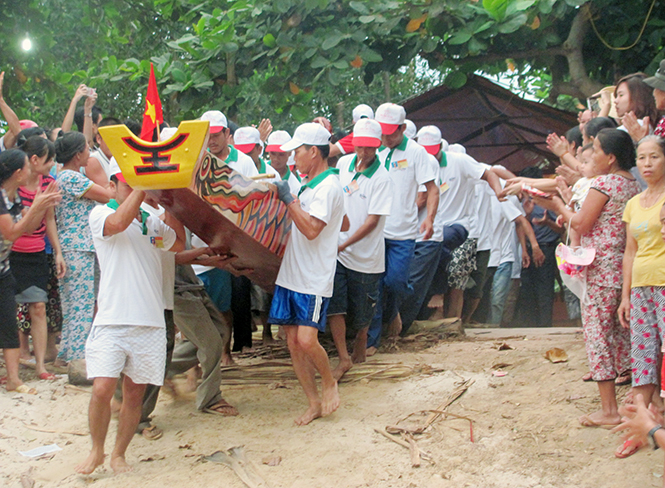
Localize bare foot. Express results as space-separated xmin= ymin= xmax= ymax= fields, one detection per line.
xmin=262 ymin=334 xmax=275 ymax=345
xmin=295 ymin=403 xmax=322 ymax=426
xmin=321 ymin=381 xmax=340 ymax=417
xmin=366 ymin=346 xmax=377 ymax=357
xmin=351 ymin=348 xmax=366 ymax=364
xmin=221 ymin=354 xmax=235 ymax=366
xmin=332 ymin=358 xmax=352 ymax=381
xmin=75 ymin=450 xmax=105 ymax=474
xmin=110 ymin=455 xmax=132 ymax=473
xmin=387 ymin=314 xmax=402 ymax=338
xmin=578 ymin=410 xmax=621 ymax=427
xmin=5 ymin=379 xmax=24 ymax=391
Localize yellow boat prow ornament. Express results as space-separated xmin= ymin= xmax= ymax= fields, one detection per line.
xmin=98 ymin=120 xmax=210 ymax=190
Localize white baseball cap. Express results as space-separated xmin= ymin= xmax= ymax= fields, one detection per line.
xmin=448 ymin=143 xmax=466 ymax=154
xmin=160 ymin=127 xmax=177 ymax=140
xmin=352 ymin=119 xmax=382 ymax=148
xmin=200 ymin=110 xmax=228 ymax=134
xmin=404 ymin=119 xmax=417 ymax=139
xmin=266 ymin=130 xmax=292 ymax=152
xmin=233 ymin=126 xmax=261 ymax=154
xmin=375 ymin=103 xmax=406 ymax=135
xmin=352 ymin=104 xmax=374 ymax=124
xmin=280 ymin=123 xmax=331 ymax=152
xmin=416 ymin=126 xmax=444 ymax=155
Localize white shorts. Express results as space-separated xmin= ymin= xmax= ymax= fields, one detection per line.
xmin=85 ymin=325 xmax=166 ymax=385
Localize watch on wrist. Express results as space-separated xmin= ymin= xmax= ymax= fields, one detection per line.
xmin=648 ymin=424 xmax=663 ymax=450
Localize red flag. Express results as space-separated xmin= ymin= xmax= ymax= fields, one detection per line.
xmin=140 ymin=63 xmax=163 ymax=141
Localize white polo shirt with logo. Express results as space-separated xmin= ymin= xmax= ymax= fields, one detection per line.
xmin=377 ymin=137 xmax=437 ymax=241
xmin=337 ymin=154 xmax=394 ymax=274
xmin=89 ymin=204 xmax=177 ymax=328
xmin=225 ymin=146 xmax=259 ymax=177
xmin=276 ymin=170 xmax=344 ymax=297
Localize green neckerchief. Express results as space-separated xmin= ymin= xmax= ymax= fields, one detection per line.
xmin=349 ymin=155 xmax=381 ymax=181
xmin=107 ymin=199 xmax=149 ymax=235
xmin=281 ymin=167 xmax=301 ymax=182
xmin=225 ymin=145 xmax=238 ymax=164
xmin=297 ymin=168 xmax=340 ymax=197
xmin=438 ymin=151 xmax=447 ymax=167
xmin=259 ymin=157 xmax=267 ymax=174
xmin=383 ymin=136 xmax=408 ymax=170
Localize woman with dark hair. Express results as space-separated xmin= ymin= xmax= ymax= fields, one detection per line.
xmin=613 ymin=73 xmax=660 ymax=142
xmin=0 ymin=149 xmax=61 ymax=393
xmin=11 ymin=136 xmax=65 ymax=380
xmin=643 ymin=59 xmax=665 ymax=138
xmin=533 ymin=129 xmax=641 ymax=438
xmin=54 ymin=132 xmax=113 ymax=365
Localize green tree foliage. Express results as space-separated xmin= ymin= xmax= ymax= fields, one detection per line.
xmin=0 ymin=0 xmax=663 ymax=131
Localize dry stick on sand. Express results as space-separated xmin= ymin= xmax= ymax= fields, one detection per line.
xmin=204 ymin=446 xmax=271 ymax=488
xmin=404 ymin=432 xmax=421 ymax=467
xmin=372 ymin=428 xmax=434 ymax=464
xmin=23 ymin=422 xmax=87 ymax=436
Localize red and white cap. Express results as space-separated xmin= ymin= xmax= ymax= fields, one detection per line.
xmin=266 ymin=130 xmax=292 ymax=152
xmin=352 ymin=119 xmax=382 ymax=148
xmin=416 ymin=126 xmax=444 ymax=155
xmin=200 ymin=110 xmax=227 ymax=134
xmin=375 ymin=103 xmax=406 ymax=135
xmin=280 ymin=123 xmax=331 ymax=151
xmin=233 ymin=126 xmax=261 ymax=154
xmin=352 ymin=104 xmax=374 ymax=124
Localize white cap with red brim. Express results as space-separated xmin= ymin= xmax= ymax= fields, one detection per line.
xmin=200 ymin=110 xmax=227 ymax=134
xmin=375 ymin=103 xmax=406 ymax=135
xmin=266 ymin=130 xmax=292 ymax=152
xmin=280 ymin=123 xmax=331 ymax=152
xmin=233 ymin=126 xmax=261 ymax=154
xmin=352 ymin=119 xmax=382 ymax=148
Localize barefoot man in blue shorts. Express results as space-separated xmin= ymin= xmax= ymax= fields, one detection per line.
xmin=272 ymin=122 xmax=345 ymax=425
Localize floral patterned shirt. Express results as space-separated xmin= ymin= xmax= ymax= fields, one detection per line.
xmin=55 ymin=170 xmax=96 ymax=252
xmin=581 ymin=174 xmax=641 ymax=288
xmin=655 ymin=116 xmax=665 ymax=138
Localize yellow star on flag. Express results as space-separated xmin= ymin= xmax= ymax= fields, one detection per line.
xmin=146 ymin=100 xmax=156 ymax=124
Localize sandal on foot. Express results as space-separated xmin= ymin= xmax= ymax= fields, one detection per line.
xmin=203 ymin=400 xmax=239 ymax=417
xmin=615 ymin=371 xmax=631 ymax=386
xmin=615 ymin=439 xmax=644 ymax=458
xmin=8 ymin=384 xmax=37 ymax=395
xmin=38 ymin=372 xmax=56 ymax=381
xmin=578 ymin=414 xmax=616 ymax=429
xmin=582 ymin=372 xmax=593 ymax=382
xmin=141 ymin=425 xmax=163 ymax=441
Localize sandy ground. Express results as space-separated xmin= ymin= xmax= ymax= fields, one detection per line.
xmin=1 ymin=326 xmax=663 ymax=488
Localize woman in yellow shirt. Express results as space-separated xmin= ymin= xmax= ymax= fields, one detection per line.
xmin=619 ymin=136 xmax=665 ymax=436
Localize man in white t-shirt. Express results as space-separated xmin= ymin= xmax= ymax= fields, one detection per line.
xmin=367 ymin=104 xmax=439 ymax=352
xmin=327 ymin=119 xmax=393 ymax=379
xmin=234 ymin=126 xmax=280 ymax=182
xmin=270 ymin=123 xmax=345 ymax=426
xmin=266 ymin=130 xmax=302 ymax=194
xmin=200 ymin=111 xmax=257 ymax=352
xmin=200 ymin=110 xmax=258 ymax=178
xmin=76 ymin=171 xmax=183 ymax=475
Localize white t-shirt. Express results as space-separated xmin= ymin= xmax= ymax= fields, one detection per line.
xmin=226 ymin=146 xmax=259 ymax=177
xmin=377 ymin=137 xmax=437 ymax=240
xmin=337 ymin=154 xmax=393 ymax=274
xmin=257 ymin=158 xmax=281 ymax=183
xmin=89 ymin=205 xmax=177 ymax=327
xmin=276 ymin=171 xmax=344 ymax=297
xmin=141 ymin=203 xmax=176 ymax=310
xmin=473 ymin=163 xmax=496 ymax=251
xmin=487 ymin=189 xmax=524 ymax=267
xmin=86 ymin=149 xmax=113 ymax=182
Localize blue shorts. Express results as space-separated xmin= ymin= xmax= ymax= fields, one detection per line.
xmin=327 ymin=263 xmax=381 ymax=333
xmin=198 ymin=268 xmax=232 ymax=312
xmin=268 ymin=285 xmax=330 ymax=331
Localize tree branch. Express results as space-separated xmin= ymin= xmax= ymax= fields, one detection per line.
xmin=562 ymin=4 xmax=603 ymax=98
xmin=450 ymin=47 xmax=566 ymax=66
